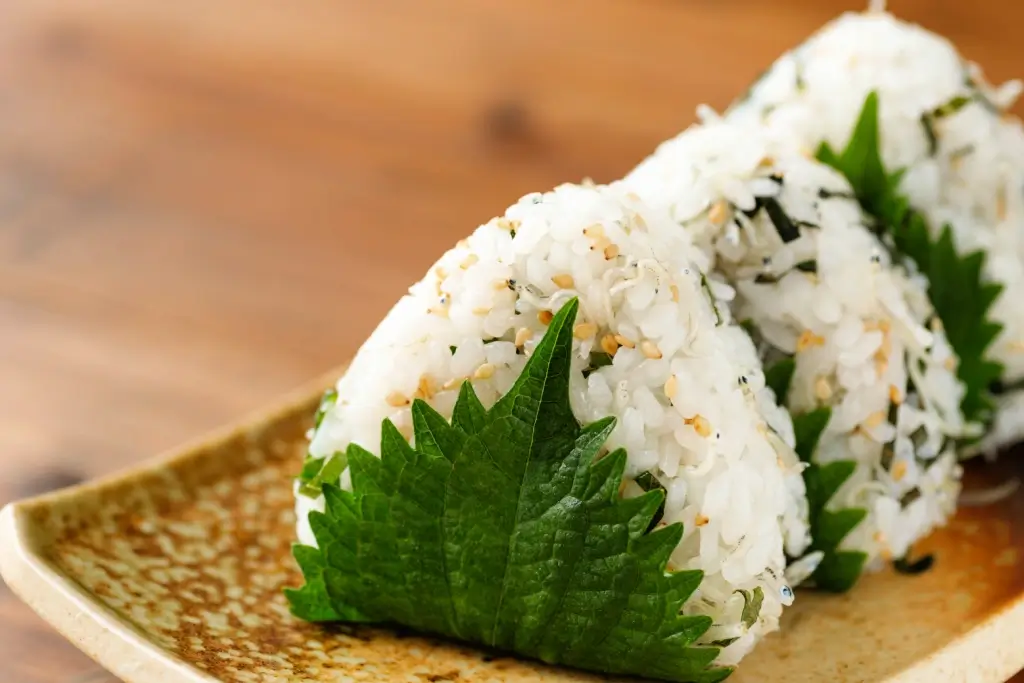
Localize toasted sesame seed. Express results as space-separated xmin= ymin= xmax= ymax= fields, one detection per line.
xmin=814 ymin=376 xmax=833 ymax=401
xmin=552 ymin=273 xmax=575 ymax=289
xmin=472 ymin=306 xmax=492 ymax=315
xmin=889 ymin=384 xmax=903 ymax=404
xmin=442 ymin=378 xmax=463 ymax=391
xmin=633 ymin=213 xmax=647 ymax=230
xmin=757 ymin=156 xmax=775 ymax=168
xmin=691 ymin=414 xmax=712 ymax=438
xmin=583 ymin=223 xmax=606 ymax=238
xmin=474 ymin=363 xmax=496 ymax=380
xmin=944 ymin=356 xmax=957 ymax=371
xmin=626 ymin=192 xmax=641 ymax=202
xmin=640 ymin=340 xmax=662 ymax=359
xmin=460 ymin=254 xmax=479 ymax=269
xmin=796 ymin=329 xmax=825 ymax=352
xmin=385 ymin=391 xmax=409 ymax=407
xmin=930 ymin=317 xmax=944 ymax=332
xmin=664 ymin=375 xmax=678 ymax=399
xmin=708 ymin=199 xmax=730 ymax=225
xmin=600 ymin=334 xmax=619 ymax=356
xmin=434 ymin=266 xmax=448 ymax=279
xmin=515 ymin=328 xmax=533 ymax=347
xmin=574 ymin=322 xmax=598 ymax=340
xmin=694 ymin=514 xmax=710 ymax=527
xmin=864 ymin=411 xmax=886 ymax=429
xmin=538 ymin=310 xmax=553 ymax=325
xmin=495 ymin=217 xmax=519 ymax=231
xmin=997 ymin=187 xmax=1008 ymax=221
xmin=873 ymin=530 xmax=887 ymax=544
xmin=493 ymin=280 xmax=509 ymax=290
xmin=603 ymin=244 xmax=620 ymax=260
xmin=614 ymin=334 xmax=636 ymax=349
xmin=875 ymin=357 xmax=889 ymax=376
xmin=428 ymin=305 xmax=450 ymax=318
xmin=670 ymin=284 xmax=680 ymax=302
xmin=416 ymin=376 xmax=437 ymax=400
xmin=891 ymin=461 xmax=908 ymax=482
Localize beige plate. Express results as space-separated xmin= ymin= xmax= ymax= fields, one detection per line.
xmin=2 ymin=371 xmax=1024 ymax=683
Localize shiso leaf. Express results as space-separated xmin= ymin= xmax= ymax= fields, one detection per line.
xmin=297 ymin=452 xmax=348 ymax=499
xmin=737 ymin=587 xmax=764 ymax=629
xmin=287 ymin=298 xmax=729 ymax=683
xmin=791 ymin=409 xmax=869 ymax=593
xmin=817 ymin=91 xmax=1004 ymax=425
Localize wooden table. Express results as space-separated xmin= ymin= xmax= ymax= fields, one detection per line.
xmin=1 ymin=0 xmax=1022 ymax=680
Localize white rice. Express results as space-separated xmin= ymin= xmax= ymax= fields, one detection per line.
xmin=295 ymin=181 xmax=811 ymax=664
xmin=625 ymin=115 xmax=964 ymax=571
xmin=728 ymin=9 xmax=1024 ymax=452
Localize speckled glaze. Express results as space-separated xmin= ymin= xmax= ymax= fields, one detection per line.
xmin=2 ymin=370 xmax=1023 ymax=683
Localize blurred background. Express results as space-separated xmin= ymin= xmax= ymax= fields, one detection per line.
xmin=1 ymin=0 xmax=1023 ymax=680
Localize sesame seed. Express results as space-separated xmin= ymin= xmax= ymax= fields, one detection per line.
xmin=864 ymin=411 xmax=886 ymax=429
xmin=552 ymin=273 xmax=575 ymax=289
xmin=600 ymin=334 xmax=619 ymax=356
xmin=460 ymin=254 xmax=479 ymax=269
xmin=385 ymin=392 xmax=409 ymax=407
xmin=603 ymin=244 xmax=620 ymax=260
xmin=757 ymin=156 xmax=775 ymax=168
xmin=708 ymin=199 xmax=730 ymax=225
xmin=442 ymin=378 xmax=462 ymax=391
xmin=670 ymin=284 xmax=680 ymax=302
xmin=434 ymin=266 xmax=448 ymax=279
xmin=875 ymin=358 xmax=889 ymax=376
xmin=538 ymin=310 xmax=553 ymax=325
xmin=614 ymin=334 xmax=636 ymax=349
xmin=472 ymin=306 xmax=491 ymax=315
xmin=997 ymin=187 xmax=1008 ymax=221
xmin=626 ymin=192 xmax=641 ymax=202
xmin=796 ymin=329 xmax=825 ymax=352
xmin=889 ymin=384 xmax=903 ymax=404
xmin=633 ymin=214 xmax=647 ymax=230
xmin=416 ymin=376 xmax=437 ymax=400
xmin=930 ymin=317 xmax=944 ymax=332
xmin=428 ymin=305 xmax=450 ymax=318
xmin=495 ymin=217 xmax=519 ymax=232
xmin=664 ymin=375 xmax=678 ymax=399
xmin=695 ymin=514 xmax=710 ymax=527
xmin=583 ymin=223 xmax=606 ymax=238
xmin=474 ymin=363 xmax=496 ymax=380
xmin=814 ymin=376 xmax=833 ymax=401
xmin=574 ymin=322 xmax=598 ymax=340
xmin=457 ymin=239 xmax=469 ymax=249
xmin=691 ymin=414 xmax=712 ymax=438
xmin=591 ymin=236 xmax=612 ymax=251
xmin=891 ymin=461 xmax=908 ymax=482
xmin=515 ymin=328 xmax=533 ymax=347
xmin=640 ymin=340 xmax=662 ymax=359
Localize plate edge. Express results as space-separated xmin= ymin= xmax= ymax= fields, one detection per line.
xmin=0 ymin=504 xmax=218 ymax=683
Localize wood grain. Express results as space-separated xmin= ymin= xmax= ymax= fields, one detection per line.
xmin=0 ymin=0 xmax=1022 ymax=681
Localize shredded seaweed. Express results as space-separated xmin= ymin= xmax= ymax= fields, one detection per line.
xmin=921 ymin=94 xmax=974 ymax=156
xmin=893 ymin=553 xmax=935 ymax=575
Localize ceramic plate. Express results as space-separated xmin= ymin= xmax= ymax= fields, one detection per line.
xmin=2 ymin=371 xmax=1023 ymax=683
